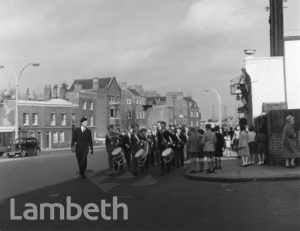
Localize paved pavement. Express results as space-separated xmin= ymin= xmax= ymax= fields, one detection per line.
xmin=186 ymin=158 xmax=300 ymax=182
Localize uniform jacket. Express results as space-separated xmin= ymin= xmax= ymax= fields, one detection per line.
xmin=157 ymin=129 xmax=173 ymax=151
xmin=131 ymin=133 xmax=143 ymax=154
xmin=71 ymin=127 xmax=93 ymax=153
xmin=174 ymin=132 xmax=185 ymax=151
xmin=105 ymin=134 xmax=122 ymax=153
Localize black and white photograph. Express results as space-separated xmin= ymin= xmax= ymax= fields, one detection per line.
xmin=0 ymin=0 xmax=299 ymax=230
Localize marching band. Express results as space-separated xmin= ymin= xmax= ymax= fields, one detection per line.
xmin=105 ymin=121 xmax=188 ymax=176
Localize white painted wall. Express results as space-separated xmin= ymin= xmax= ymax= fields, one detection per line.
xmin=245 ymin=56 xmax=285 ymax=118
xmin=285 ymin=39 xmax=300 ymax=109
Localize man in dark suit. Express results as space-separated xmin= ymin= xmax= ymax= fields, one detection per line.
xmin=71 ymin=117 xmax=94 ymax=179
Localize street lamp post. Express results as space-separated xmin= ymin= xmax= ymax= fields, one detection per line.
xmin=205 ymin=88 xmax=222 ymax=128
xmin=0 ymin=62 xmax=40 ymax=139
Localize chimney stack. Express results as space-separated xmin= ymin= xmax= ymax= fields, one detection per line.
xmin=53 ymin=84 xmax=58 ymax=98
xmin=44 ymin=85 xmax=52 ymax=100
xmin=59 ymin=83 xmax=67 ymax=99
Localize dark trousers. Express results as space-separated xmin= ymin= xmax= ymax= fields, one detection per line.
xmin=131 ymin=151 xmax=139 ymax=175
xmin=124 ymin=149 xmax=131 ymax=168
xmin=76 ymin=151 xmax=88 ymax=176
xmin=175 ymin=149 xmax=184 ymax=167
xmin=107 ymin=151 xmax=118 ymax=171
xmin=148 ymin=148 xmax=155 ymax=167
xmin=160 ymin=149 xmax=171 ymax=175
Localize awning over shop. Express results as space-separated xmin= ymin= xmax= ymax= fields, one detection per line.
xmin=0 ymin=126 xmax=15 ymax=132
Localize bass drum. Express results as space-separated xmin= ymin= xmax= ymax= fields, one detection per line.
xmin=135 ymin=149 xmax=148 ymax=167
xmin=162 ymin=148 xmax=174 ymax=164
xmin=112 ymin=147 xmax=125 ymax=166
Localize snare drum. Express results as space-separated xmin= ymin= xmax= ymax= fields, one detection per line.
xmin=135 ymin=149 xmax=147 ymax=167
xmin=162 ymin=148 xmax=174 ymax=163
xmin=112 ymin=147 xmax=125 ymax=166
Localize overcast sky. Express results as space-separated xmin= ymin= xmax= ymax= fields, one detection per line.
xmin=0 ymin=0 xmax=299 ymax=120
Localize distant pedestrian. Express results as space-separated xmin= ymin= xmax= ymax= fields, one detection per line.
xmin=214 ymin=126 xmax=225 ymax=169
xmin=201 ymin=124 xmax=216 ymax=173
xmin=282 ymin=115 xmax=300 ymax=168
xmin=197 ymin=129 xmax=205 ymax=172
xmin=224 ymin=135 xmax=232 ymax=157
xmin=248 ymin=125 xmax=257 ymax=165
xmin=228 ymin=127 xmax=234 ymax=141
xmin=237 ymin=125 xmax=250 ymax=167
xmin=71 ymin=117 xmax=94 ymax=179
xmin=256 ymin=126 xmax=267 ymax=166
xmin=231 ymin=125 xmax=240 ymax=152
xmin=186 ymin=127 xmax=202 ymax=173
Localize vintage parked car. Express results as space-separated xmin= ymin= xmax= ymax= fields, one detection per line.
xmin=7 ymin=137 xmax=41 ymax=157
xmin=0 ymin=145 xmax=8 ymax=157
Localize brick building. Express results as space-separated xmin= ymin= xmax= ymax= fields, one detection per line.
xmin=119 ymin=82 xmax=147 ymax=130
xmin=183 ymin=96 xmax=201 ymax=127
xmin=0 ymin=98 xmax=79 ymax=150
xmin=69 ymin=77 xmax=121 ymax=137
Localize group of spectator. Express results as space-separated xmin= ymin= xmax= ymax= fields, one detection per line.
xmin=187 ymin=124 xmax=225 ymax=174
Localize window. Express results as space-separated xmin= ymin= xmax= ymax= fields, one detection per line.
xmin=115 ymin=109 xmax=120 ymax=118
xmin=53 ymin=132 xmax=58 ymax=143
xmin=109 ymin=96 xmax=115 ymax=104
xmin=116 ymin=96 xmax=120 ymax=103
xmin=59 ymin=131 xmax=65 ymax=143
xmin=127 ymin=99 xmax=131 ymax=104
xmin=136 ymin=110 xmax=139 ymax=119
xmin=136 ymin=99 xmax=139 ymax=104
xmin=196 ymin=121 xmax=199 ymax=127
xmin=139 ymin=111 xmax=142 ymax=119
xmin=190 ymin=112 xmax=193 ymax=117
xmin=23 ymin=113 xmax=29 ymax=125
xmin=28 ymin=131 xmax=35 ymax=137
xmin=191 ymin=121 xmax=194 ymax=127
xmin=32 ymin=113 xmax=38 ymax=125
xmin=196 ymin=112 xmax=199 ymax=118
xmin=110 ymin=109 xmax=114 ymax=118
xmin=90 ymin=102 xmax=94 ymax=110
xmin=50 ymin=113 xmax=56 ymax=126
xmin=142 ymin=111 xmax=145 ymax=119
xmin=90 ymin=116 xmax=94 ymax=126
xmin=72 ymin=113 xmax=76 ymax=124
xmin=61 ymin=113 xmax=66 ymax=126
xmin=128 ymin=110 xmax=132 ymax=119
xmin=83 ymin=101 xmax=87 ymax=110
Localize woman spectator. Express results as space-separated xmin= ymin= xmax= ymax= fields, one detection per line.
xmin=282 ymin=115 xmax=300 ymax=168
xmin=201 ymin=124 xmax=216 ymax=173
xmin=248 ymin=125 xmax=257 ymax=165
xmin=214 ymin=126 xmax=225 ymax=169
xmin=256 ymin=126 xmax=267 ymax=166
xmin=238 ymin=125 xmax=250 ymax=167
xmin=187 ymin=127 xmax=202 ymax=173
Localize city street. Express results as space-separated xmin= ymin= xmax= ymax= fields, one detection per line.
xmin=0 ymin=150 xmax=299 ymax=231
